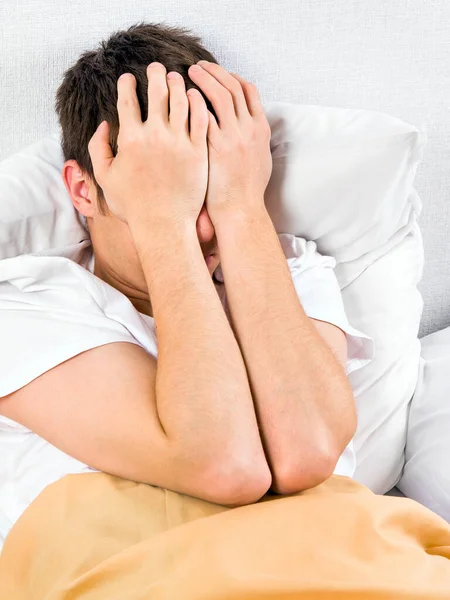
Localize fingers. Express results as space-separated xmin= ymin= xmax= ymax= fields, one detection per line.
xmin=146 ymin=62 xmax=169 ymax=124
xmin=116 ymin=73 xmax=143 ymax=131
xmin=188 ymin=64 xmax=237 ymax=127
xmin=195 ymin=61 xmax=249 ymax=120
xmin=206 ymin=109 xmax=220 ymax=141
xmin=87 ymin=120 xmax=113 ymax=184
xmin=189 ymin=61 xmax=266 ymax=121
xmin=166 ymin=71 xmax=189 ymax=135
xmin=228 ymin=71 xmax=266 ymax=119
xmin=187 ymin=88 xmax=209 ymax=147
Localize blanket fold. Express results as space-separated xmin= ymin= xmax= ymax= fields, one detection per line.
xmin=1 ymin=473 xmax=450 ymax=599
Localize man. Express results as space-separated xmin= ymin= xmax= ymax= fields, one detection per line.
xmin=0 ymin=22 xmax=373 ymax=547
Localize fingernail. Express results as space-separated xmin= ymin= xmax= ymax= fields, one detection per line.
xmin=197 ymin=60 xmax=209 ymax=66
xmin=190 ymin=64 xmax=202 ymax=72
xmin=167 ymin=71 xmax=181 ymax=79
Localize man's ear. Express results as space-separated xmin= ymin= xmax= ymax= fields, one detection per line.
xmin=62 ymin=160 xmax=97 ymax=218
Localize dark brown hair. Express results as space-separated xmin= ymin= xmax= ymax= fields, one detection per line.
xmin=55 ymin=21 xmax=219 ymax=215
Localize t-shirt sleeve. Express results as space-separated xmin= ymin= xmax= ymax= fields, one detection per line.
xmin=215 ymin=232 xmax=375 ymax=376
xmin=0 ymin=254 xmax=143 ymax=402
xmin=277 ymin=233 xmax=375 ymax=376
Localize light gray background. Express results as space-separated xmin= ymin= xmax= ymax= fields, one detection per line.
xmin=1 ymin=0 xmax=449 ymax=337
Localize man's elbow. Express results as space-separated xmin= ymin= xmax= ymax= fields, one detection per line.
xmin=201 ymin=449 xmax=272 ymax=507
xmin=270 ymin=433 xmax=352 ymax=496
xmin=270 ymin=453 xmax=336 ymax=496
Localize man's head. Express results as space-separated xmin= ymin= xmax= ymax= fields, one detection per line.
xmin=56 ymin=22 xmax=221 ymax=316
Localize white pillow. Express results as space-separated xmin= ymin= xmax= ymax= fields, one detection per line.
xmin=264 ymin=103 xmax=424 ymax=285
xmin=345 ymin=222 xmax=424 ymax=493
xmin=0 ymin=102 xmax=426 ymax=493
xmin=0 ymin=133 xmax=87 ymax=259
xmin=397 ymin=326 xmax=450 ymax=521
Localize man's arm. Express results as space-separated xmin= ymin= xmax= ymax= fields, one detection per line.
xmin=213 ymin=206 xmax=356 ymax=495
xmin=128 ymin=215 xmax=272 ymax=500
xmin=0 ymin=223 xmax=271 ymax=507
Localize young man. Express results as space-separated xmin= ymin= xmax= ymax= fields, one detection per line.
xmin=0 ymin=23 xmax=373 ymax=548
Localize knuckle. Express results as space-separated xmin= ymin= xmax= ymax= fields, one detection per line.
xmin=229 ymin=80 xmax=243 ymax=95
xmin=173 ymin=137 xmax=189 ymax=155
xmin=222 ymin=88 xmax=233 ymax=103
xmin=148 ymin=125 xmax=165 ymax=144
xmin=171 ymin=97 xmax=188 ymax=110
xmin=235 ymin=137 xmax=248 ymax=153
xmin=119 ymin=129 xmax=141 ymax=148
xmin=118 ymin=96 xmax=138 ymax=110
xmin=147 ymin=69 xmax=168 ymax=86
xmin=209 ymin=88 xmax=227 ymax=104
xmin=154 ymin=82 xmax=169 ymax=97
xmin=242 ymin=122 xmax=256 ymax=139
xmin=217 ymin=138 xmax=233 ymax=154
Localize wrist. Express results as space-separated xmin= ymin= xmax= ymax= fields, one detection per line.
xmin=128 ymin=214 xmax=198 ymax=256
xmin=127 ymin=208 xmax=197 ymax=232
xmin=211 ymin=201 xmax=270 ymax=233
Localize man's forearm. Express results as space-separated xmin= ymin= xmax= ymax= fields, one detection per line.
xmin=128 ymin=216 xmax=270 ymax=489
xmin=213 ymin=206 xmax=355 ymax=493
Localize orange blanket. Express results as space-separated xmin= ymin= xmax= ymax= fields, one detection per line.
xmin=1 ymin=473 xmax=450 ymax=599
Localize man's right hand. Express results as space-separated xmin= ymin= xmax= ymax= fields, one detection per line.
xmin=88 ymin=62 xmax=209 ymax=227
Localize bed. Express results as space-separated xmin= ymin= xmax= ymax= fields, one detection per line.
xmin=1 ymin=1 xmax=450 ymax=594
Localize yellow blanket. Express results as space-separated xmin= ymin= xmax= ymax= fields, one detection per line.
xmin=1 ymin=473 xmax=450 ymax=599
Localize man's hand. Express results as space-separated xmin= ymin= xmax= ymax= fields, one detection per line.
xmin=187 ymin=61 xmax=273 ymax=222
xmin=88 ymin=63 xmax=209 ymax=227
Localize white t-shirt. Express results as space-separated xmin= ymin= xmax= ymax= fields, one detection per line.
xmin=0 ymin=234 xmax=374 ymax=549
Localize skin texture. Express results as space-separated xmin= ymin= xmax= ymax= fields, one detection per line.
xmin=0 ymin=60 xmax=355 ymax=502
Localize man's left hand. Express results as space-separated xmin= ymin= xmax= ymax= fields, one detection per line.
xmin=187 ymin=61 xmax=273 ymax=223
